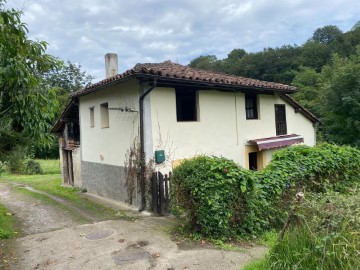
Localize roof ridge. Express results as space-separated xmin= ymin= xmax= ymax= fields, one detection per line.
xmin=71 ymin=60 xmax=297 ymax=98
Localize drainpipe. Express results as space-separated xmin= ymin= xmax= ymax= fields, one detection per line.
xmin=138 ymin=79 xmax=157 ymax=212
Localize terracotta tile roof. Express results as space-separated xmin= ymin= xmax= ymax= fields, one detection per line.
xmin=71 ymin=61 xmax=296 ymax=97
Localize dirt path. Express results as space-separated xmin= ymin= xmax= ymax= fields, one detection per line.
xmin=0 ymin=183 xmax=83 ymax=235
xmin=0 ymin=181 xmax=267 ymax=270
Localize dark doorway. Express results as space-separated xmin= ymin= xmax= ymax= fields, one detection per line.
xmin=249 ymin=152 xmax=258 ymax=170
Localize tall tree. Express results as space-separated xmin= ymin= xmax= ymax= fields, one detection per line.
xmin=42 ymin=61 xmax=94 ymax=117
xmin=0 ymin=0 xmax=59 ymax=159
xmin=292 ymin=67 xmax=321 ymax=114
xmin=222 ymin=48 xmax=247 ymax=74
xmin=188 ymin=55 xmax=221 ymax=71
xmin=33 ymin=61 xmax=94 ymax=159
xmin=318 ymin=48 xmax=360 ymax=147
xmin=311 ymin=25 xmax=343 ymax=45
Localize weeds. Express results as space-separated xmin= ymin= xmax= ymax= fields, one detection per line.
xmin=0 ymin=203 xmax=16 ymax=239
xmin=244 ymin=189 xmax=360 ymax=270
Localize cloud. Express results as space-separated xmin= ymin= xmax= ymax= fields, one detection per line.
xmin=5 ymin=0 xmax=360 ymax=81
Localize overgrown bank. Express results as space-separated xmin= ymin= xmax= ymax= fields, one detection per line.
xmin=244 ymin=189 xmax=360 ymax=270
xmin=171 ymin=144 xmax=360 ymax=270
xmin=172 ymin=143 xmax=360 ymax=238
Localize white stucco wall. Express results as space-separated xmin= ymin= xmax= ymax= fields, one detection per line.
xmin=149 ymin=88 xmax=316 ymax=169
xmin=79 ymin=79 xmax=140 ymax=166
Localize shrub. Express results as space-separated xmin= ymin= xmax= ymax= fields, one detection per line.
xmin=255 ymin=143 xmax=360 ymax=229
xmin=171 ymin=156 xmax=253 ymax=238
xmin=171 ymin=144 xmax=360 ymax=239
xmin=6 ymin=147 xmax=27 ymax=173
xmin=24 ymin=159 xmax=43 ymax=175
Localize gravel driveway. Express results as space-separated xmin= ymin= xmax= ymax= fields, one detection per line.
xmin=0 ymin=181 xmax=267 ymax=270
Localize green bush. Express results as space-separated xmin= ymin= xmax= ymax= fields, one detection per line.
xmin=171 ymin=156 xmax=253 ymax=238
xmin=24 ymin=159 xmax=43 ymax=175
xmin=6 ymin=147 xmax=27 ymax=173
xmin=256 ymin=143 xmax=360 ymax=229
xmin=171 ymin=143 xmax=360 ymax=239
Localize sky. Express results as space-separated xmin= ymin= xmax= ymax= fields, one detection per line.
xmin=5 ymin=0 xmax=360 ymax=81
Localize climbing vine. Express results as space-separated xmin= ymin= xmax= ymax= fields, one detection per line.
xmin=124 ymin=137 xmax=153 ymax=206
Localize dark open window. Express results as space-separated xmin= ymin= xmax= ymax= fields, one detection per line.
xmin=249 ymin=152 xmax=258 ymax=170
xmin=245 ymin=94 xmax=258 ymax=119
xmin=275 ymin=104 xmax=287 ymax=135
xmin=176 ymin=89 xmax=198 ymax=121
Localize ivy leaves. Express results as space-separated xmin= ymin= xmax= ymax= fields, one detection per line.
xmin=171 ymin=144 xmax=360 ymax=239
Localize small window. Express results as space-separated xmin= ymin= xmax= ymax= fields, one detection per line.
xmin=176 ymin=89 xmax=198 ymax=122
xmin=100 ymin=103 xmax=109 ymax=128
xmin=245 ymin=94 xmax=258 ymax=119
xmin=90 ymin=107 xmax=95 ymax=127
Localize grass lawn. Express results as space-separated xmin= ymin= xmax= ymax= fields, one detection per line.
xmin=243 ymin=258 xmax=267 ymax=270
xmin=35 ymin=159 xmax=60 ymax=174
xmin=0 ymin=203 xmax=16 ymax=239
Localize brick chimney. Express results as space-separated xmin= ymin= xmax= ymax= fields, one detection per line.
xmin=105 ymin=53 xmax=118 ymax=78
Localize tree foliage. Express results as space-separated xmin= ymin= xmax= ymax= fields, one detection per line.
xmin=188 ymin=55 xmax=220 ymax=71
xmin=0 ymin=2 xmax=94 ymax=161
xmin=311 ymin=25 xmax=343 ymax=45
xmin=0 ymin=0 xmax=58 ymax=155
xmin=42 ymin=61 xmax=94 ymax=118
xmin=319 ymin=50 xmax=360 ymax=146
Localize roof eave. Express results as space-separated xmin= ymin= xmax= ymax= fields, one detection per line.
xmin=71 ymin=76 xmax=134 ymax=98
xmin=279 ymin=93 xmax=321 ymax=124
xmin=70 ymin=71 xmax=296 ymax=98
xmin=136 ymin=74 xmax=296 ymax=94
xmin=50 ymin=99 xmax=79 ymax=134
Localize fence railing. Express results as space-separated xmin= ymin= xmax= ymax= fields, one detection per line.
xmin=152 ymin=172 xmax=171 ymax=216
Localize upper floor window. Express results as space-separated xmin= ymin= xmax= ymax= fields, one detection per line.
xmin=245 ymin=93 xmax=258 ymax=119
xmin=176 ymin=89 xmax=198 ymax=122
xmin=100 ymin=103 xmax=110 ymax=128
xmin=275 ymin=104 xmax=287 ymax=135
xmin=90 ymin=107 xmax=95 ymax=127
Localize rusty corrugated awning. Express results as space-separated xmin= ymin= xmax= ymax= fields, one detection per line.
xmin=248 ymin=134 xmax=304 ymax=151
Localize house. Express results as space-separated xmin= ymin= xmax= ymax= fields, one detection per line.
xmin=52 ymin=53 xmax=319 ymax=210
